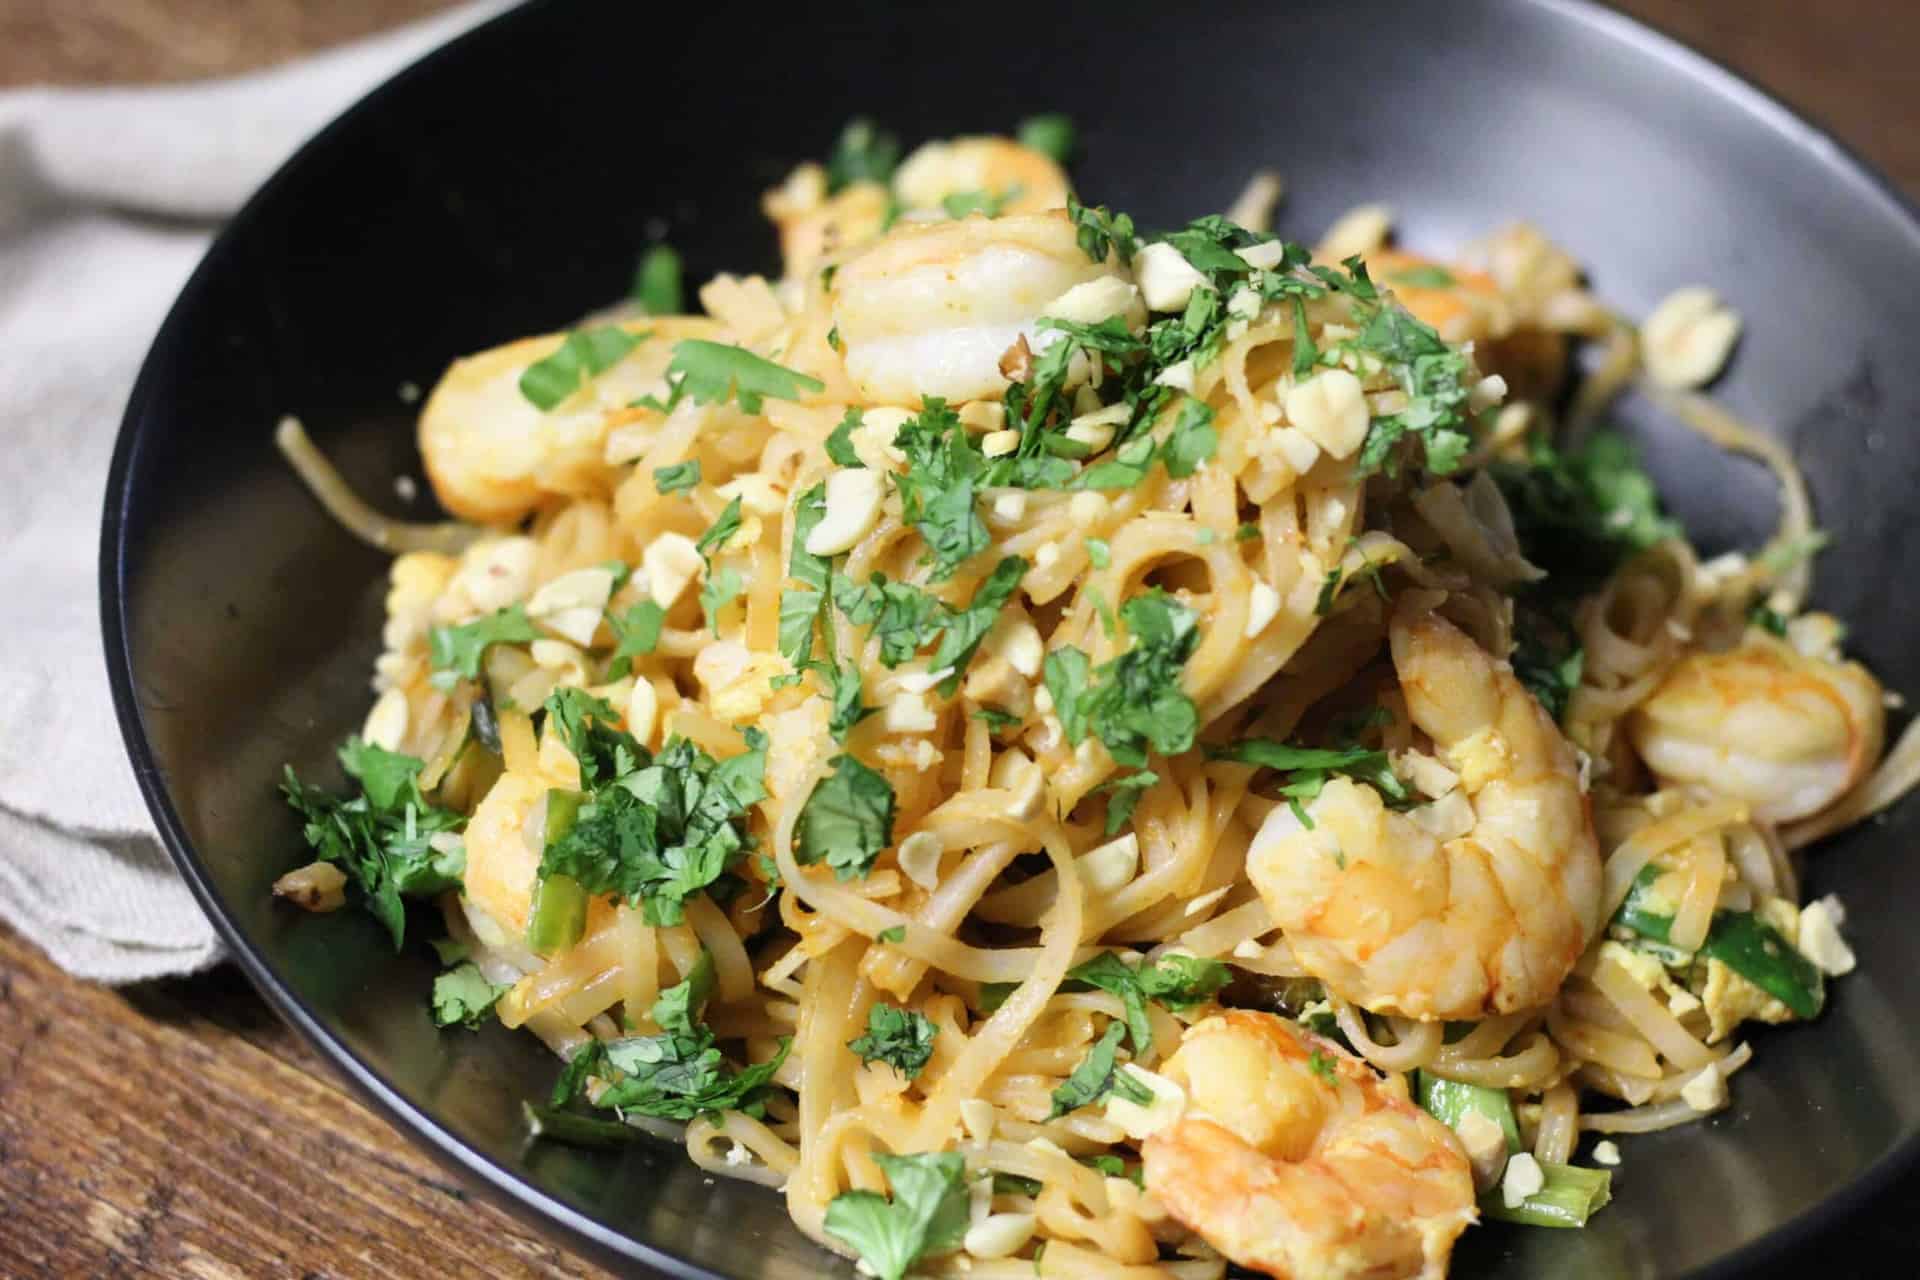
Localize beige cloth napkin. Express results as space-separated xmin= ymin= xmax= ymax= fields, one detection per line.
xmin=0 ymin=1 xmax=509 ymax=983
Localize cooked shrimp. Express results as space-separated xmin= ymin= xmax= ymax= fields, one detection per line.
xmin=419 ymin=317 xmax=721 ymax=524
xmin=1143 ymin=1011 xmax=1476 ymax=1280
xmin=891 ymin=136 xmax=1070 ymax=218
xmin=462 ymin=771 xmax=615 ymax=940
xmin=829 ymin=209 xmax=1137 ymax=406
xmin=1629 ymin=630 xmax=1884 ymax=823
xmin=1249 ymin=606 xmax=1602 ymax=1019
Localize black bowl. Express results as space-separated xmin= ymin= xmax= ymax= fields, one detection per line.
xmin=102 ymin=1 xmax=1920 ymax=1276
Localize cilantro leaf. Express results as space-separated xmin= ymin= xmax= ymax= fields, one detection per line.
xmin=826 ymin=407 xmax=866 ymax=468
xmin=666 ymin=340 xmax=825 ymax=414
xmin=1056 ymin=591 xmax=1202 ymax=768
xmin=1094 ymin=770 xmax=1156 ymax=836
xmin=824 ymin=659 xmax=877 ymax=742
xmin=1066 ymin=951 xmax=1230 ymax=1054
xmin=606 ymin=600 xmax=666 ymax=680
xmin=925 ymin=556 xmax=1028 ymax=695
xmin=1041 ymin=646 xmax=1093 ymax=747
xmin=1017 ymin=113 xmax=1076 ymax=164
xmin=280 ymin=738 xmax=466 ymax=948
xmin=1066 ymin=196 xmax=1138 ymax=264
xmin=1048 ymin=1021 xmax=1151 ymax=1119
xmin=537 ymin=693 xmax=767 ymax=926
xmin=428 ymin=605 xmax=538 ymax=689
xmin=1208 ymin=736 xmax=1412 ymax=823
xmin=431 ymin=961 xmax=509 ymax=1029
xmin=557 ymin=1026 xmax=790 ymax=1123
xmin=848 ymin=1003 xmax=938 ymax=1078
xmin=652 ymin=950 xmax=715 ymax=1037
xmin=519 ymin=326 xmax=643 ymax=411
xmin=942 ymin=187 xmax=1020 ymax=219
xmin=1492 ymin=429 xmax=1681 ymax=588
xmin=632 ymin=244 xmax=683 ymax=315
xmin=825 ymin=118 xmax=902 ymax=193
xmin=700 ymin=565 xmax=744 ymax=636
xmin=696 ymin=495 xmax=744 ymax=560
xmin=834 ymin=573 xmax=948 ymax=666
xmin=1160 ymin=397 xmax=1218 ymax=478
xmin=779 ymin=482 xmax=833 ymax=674
xmin=1388 ymin=264 xmax=1457 ymax=289
xmin=654 ymin=459 xmax=701 ymax=494
xmin=1307 ymin=1048 xmax=1338 ymax=1084
xmin=893 ymin=398 xmax=990 ymax=581
xmin=823 ymin=1151 xmax=969 ymax=1280
xmin=1512 ymin=622 xmax=1585 ymax=724
xmin=968 ymin=710 xmax=1017 ymax=740
xmin=795 ymin=754 xmax=897 ymax=880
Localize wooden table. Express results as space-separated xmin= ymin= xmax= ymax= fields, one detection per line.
xmin=2 ymin=1 xmax=1917 ymax=1275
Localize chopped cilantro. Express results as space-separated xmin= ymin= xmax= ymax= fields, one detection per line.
xmin=893 ymin=398 xmax=990 ymax=580
xmin=1235 ymin=521 xmax=1261 ymax=542
xmin=848 ymin=1003 xmax=937 ymax=1077
xmin=537 ymin=691 xmax=767 ymax=926
xmin=605 ymin=600 xmax=666 ymax=680
xmin=823 ymin=1151 xmax=969 ymax=1280
xmin=1086 ymin=537 xmax=1111 ymax=569
xmin=1048 ymin=591 xmax=1202 ymax=768
xmin=1512 ymin=621 xmax=1585 ymax=723
xmin=281 ymin=738 xmax=466 ymax=948
xmin=877 ymin=924 xmax=906 ymax=945
xmin=1492 ymin=429 xmax=1681 ymax=587
xmin=972 ymin=705 xmax=1020 ymax=733
xmin=1388 ymin=264 xmax=1457 ymax=289
xmin=654 ymin=459 xmax=701 ymax=494
xmin=826 ymin=407 xmax=866 ymax=468
xmin=1066 ymin=950 xmax=1230 ymax=1053
xmin=700 ymin=566 xmax=744 ymax=636
xmin=1094 ymin=770 xmax=1156 ymax=836
xmin=431 ymin=961 xmax=507 ymax=1029
xmin=1307 ymin=1048 xmax=1338 ymax=1084
xmin=942 ymin=187 xmax=1019 ymax=219
xmin=551 ymin=988 xmax=789 ymax=1123
xmin=665 ymin=340 xmax=825 ymax=414
xmin=1016 ymin=113 xmax=1076 ymax=164
xmin=825 ymin=118 xmax=902 ymax=194
xmin=428 ymin=605 xmax=537 ymax=689
xmin=1208 ymin=737 xmax=1412 ymax=825
xmin=1067 ymin=196 xmax=1138 ymax=264
xmin=1750 ymin=601 xmax=1790 ymax=637
xmin=795 ymin=753 xmax=897 ymax=880
xmin=631 ymin=244 xmax=683 ymax=315
xmin=519 ymin=326 xmax=644 ymax=411
xmin=1048 ymin=1021 xmax=1151 ymax=1119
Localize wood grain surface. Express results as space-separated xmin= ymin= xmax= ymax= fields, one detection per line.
xmin=1 ymin=1 xmax=1917 ymax=1277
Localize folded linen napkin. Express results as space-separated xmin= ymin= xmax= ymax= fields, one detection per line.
xmin=0 ymin=1 xmax=508 ymax=983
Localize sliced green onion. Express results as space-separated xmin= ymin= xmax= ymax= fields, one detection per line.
xmin=522 ymin=1101 xmax=643 ymax=1148
xmin=1613 ymin=864 xmax=1824 ymax=1018
xmin=1699 ymin=911 xmax=1825 ymax=1018
xmin=1482 ymin=1162 xmax=1613 ymax=1228
xmin=526 ymin=873 xmax=588 ymax=954
xmin=1417 ymin=1072 xmax=1521 ymax=1154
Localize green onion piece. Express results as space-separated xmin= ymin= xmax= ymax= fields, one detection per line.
xmin=526 ymin=786 xmax=590 ymax=953
xmin=522 ymin=1101 xmax=643 ymax=1148
xmin=526 ymin=873 xmax=588 ymax=954
xmin=1481 ymin=1162 xmax=1613 ymax=1228
xmin=1416 ymin=1072 xmax=1521 ymax=1154
xmin=1700 ymin=911 xmax=1825 ymax=1018
xmin=1613 ymin=864 xmax=1823 ymax=1018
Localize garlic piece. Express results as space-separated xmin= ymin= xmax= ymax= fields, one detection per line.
xmin=1642 ymin=286 xmax=1742 ymax=388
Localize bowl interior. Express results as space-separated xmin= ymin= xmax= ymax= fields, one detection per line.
xmin=104 ymin=1 xmax=1920 ymax=1276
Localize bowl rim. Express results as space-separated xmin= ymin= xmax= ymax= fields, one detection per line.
xmin=98 ymin=1 xmax=1920 ymax=1276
